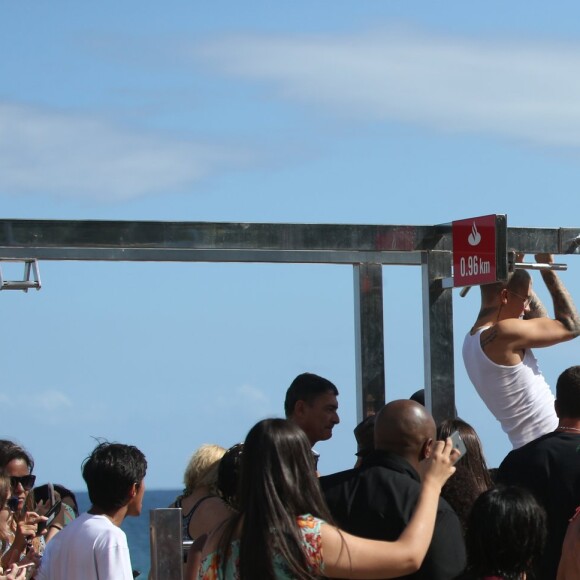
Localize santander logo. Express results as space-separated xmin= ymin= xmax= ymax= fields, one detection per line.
xmin=468 ymin=222 xmax=481 ymax=246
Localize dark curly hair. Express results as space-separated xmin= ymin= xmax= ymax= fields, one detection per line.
xmin=82 ymin=442 xmax=147 ymax=511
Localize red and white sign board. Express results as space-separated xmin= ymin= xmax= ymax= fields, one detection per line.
xmin=452 ymin=214 xmax=497 ymax=287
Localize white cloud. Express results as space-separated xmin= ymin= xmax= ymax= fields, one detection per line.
xmin=0 ymin=389 xmax=72 ymax=416
xmin=197 ymin=28 xmax=580 ymax=149
xmin=29 ymin=390 xmax=73 ymax=412
xmin=0 ymin=102 xmax=245 ymax=202
xmin=237 ymin=383 xmax=269 ymax=404
xmin=211 ymin=383 xmax=273 ymax=417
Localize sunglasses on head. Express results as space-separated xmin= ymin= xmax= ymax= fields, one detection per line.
xmin=10 ymin=474 xmax=36 ymax=491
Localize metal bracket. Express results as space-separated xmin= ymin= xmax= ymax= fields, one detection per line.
xmin=0 ymin=259 xmax=42 ymax=292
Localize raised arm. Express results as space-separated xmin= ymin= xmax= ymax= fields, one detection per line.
xmin=515 ymin=252 xmax=552 ymax=321
xmin=538 ymin=253 xmax=580 ymax=335
xmin=523 ymin=289 xmax=549 ymax=320
xmin=321 ymin=439 xmax=457 ymax=579
xmin=500 ymin=255 xmax=580 ymax=350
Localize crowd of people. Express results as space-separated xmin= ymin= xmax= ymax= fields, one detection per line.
xmin=2 ymin=254 xmax=580 ymax=579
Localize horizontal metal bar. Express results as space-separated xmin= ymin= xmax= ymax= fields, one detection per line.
xmin=515 ymin=262 xmax=567 ymax=271
xmin=0 ymin=220 xmax=451 ymax=253
xmin=0 ymin=247 xmax=423 ymax=265
xmin=2 ymin=221 xmax=580 ymax=265
xmin=0 ymin=281 xmax=40 ymax=291
xmin=507 ymin=227 xmax=580 ymax=254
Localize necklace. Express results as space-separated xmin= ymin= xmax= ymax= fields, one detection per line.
xmin=556 ymin=426 xmax=580 ymax=433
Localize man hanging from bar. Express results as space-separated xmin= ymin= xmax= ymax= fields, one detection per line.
xmin=463 ymin=253 xmax=580 ymax=449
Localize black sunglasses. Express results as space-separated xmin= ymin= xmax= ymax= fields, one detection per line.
xmin=10 ymin=474 xmax=36 ymax=491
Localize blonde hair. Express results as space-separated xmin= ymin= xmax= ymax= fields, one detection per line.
xmin=0 ymin=473 xmax=10 ymax=509
xmin=183 ymin=444 xmax=226 ymax=496
xmin=0 ymin=472 xmax=12 ymax=543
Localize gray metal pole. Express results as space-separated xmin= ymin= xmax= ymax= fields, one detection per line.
xmin=421 ymin=251 xmax=456 ymax=423
xmin=354 ymin=263 xmax=386 ymax=422
xmin=150 ymin=509 xmax=183 ymax=580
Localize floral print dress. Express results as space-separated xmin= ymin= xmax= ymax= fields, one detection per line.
xmin=198 ymin=514 xmax=325 ymax=579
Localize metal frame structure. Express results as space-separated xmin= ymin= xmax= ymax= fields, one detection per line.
xmin=3 ymin=218 xmax=580 ymax=423
xmin=3 ymin=218 xmax=580 ymax=580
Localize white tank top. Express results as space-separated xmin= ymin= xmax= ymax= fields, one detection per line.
xmin=462 ymin=327 xmax=558 ymax=449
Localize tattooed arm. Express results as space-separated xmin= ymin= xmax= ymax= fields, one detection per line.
xmin=515 ymin=252 xmax=549 ymax=320
xmin=496 ymin=254 xmax=580 ymax=350
xmin=539 ymin=255 xmax=580 ymax=336
xmin=523 ymin=290 xmax=549 ymax=320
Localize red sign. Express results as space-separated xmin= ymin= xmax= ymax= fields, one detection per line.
xmin=452 ymin=214 xmax=497 ymax=287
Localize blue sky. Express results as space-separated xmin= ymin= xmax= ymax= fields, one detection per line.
xmin=2 ymin=1 xmax=580 ymax=490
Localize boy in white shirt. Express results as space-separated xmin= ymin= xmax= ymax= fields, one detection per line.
xmin=37 ymin=442 xmax=147 ymax=580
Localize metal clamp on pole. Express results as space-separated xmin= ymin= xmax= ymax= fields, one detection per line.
xmin=0 ymin=259 xmax=42 ymax=292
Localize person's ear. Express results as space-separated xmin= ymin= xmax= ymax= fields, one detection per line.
xmin=129 ymin=483 xmax=137 ymax=499
xmin=294 ymin=400 xmax=306 ymax=418
xmin=554 ymin=398 xmax=560 ymax=417
xmin=421 ymin=438 xmax=434 ymax=460
xmin=500 ymin=288 xmax=509 ymax=305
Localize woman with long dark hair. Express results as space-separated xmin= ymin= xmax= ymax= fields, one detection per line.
xmin=198 ymin=418 xmax=458 ymax=579
xmin=0 ymin=472 xmax=29 ymax=579
xmin=0 ymin=442 xmax=46 ymax=570
xmin=437 ymin=418 xmax=493 ymax=533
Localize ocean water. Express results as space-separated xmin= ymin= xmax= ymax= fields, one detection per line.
xmin=76 ymin=488 xmax=180 ymax=578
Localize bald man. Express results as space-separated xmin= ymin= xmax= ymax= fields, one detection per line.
xmin=320 ymin=400 xmax=466 ymax=580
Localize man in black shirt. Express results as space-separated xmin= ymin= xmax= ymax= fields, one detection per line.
xmin=498 ymin=365 xmax=580 ymax=580
xmin=320 ymin=400 xmax=466 ymax=580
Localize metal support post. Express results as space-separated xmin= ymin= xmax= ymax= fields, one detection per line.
xmin=421 ymin=251 xmax=455 ymax=423
xmin=354 ymin=263 xmax=386 ymax=422
xmin=150 ymin=509 xmax=183 ymax=580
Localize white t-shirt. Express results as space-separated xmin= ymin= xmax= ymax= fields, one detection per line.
xmin=463 ymin=327 xmax=558 ymax=449
xmin=36 ymin=512 xmax=134 ymax=580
